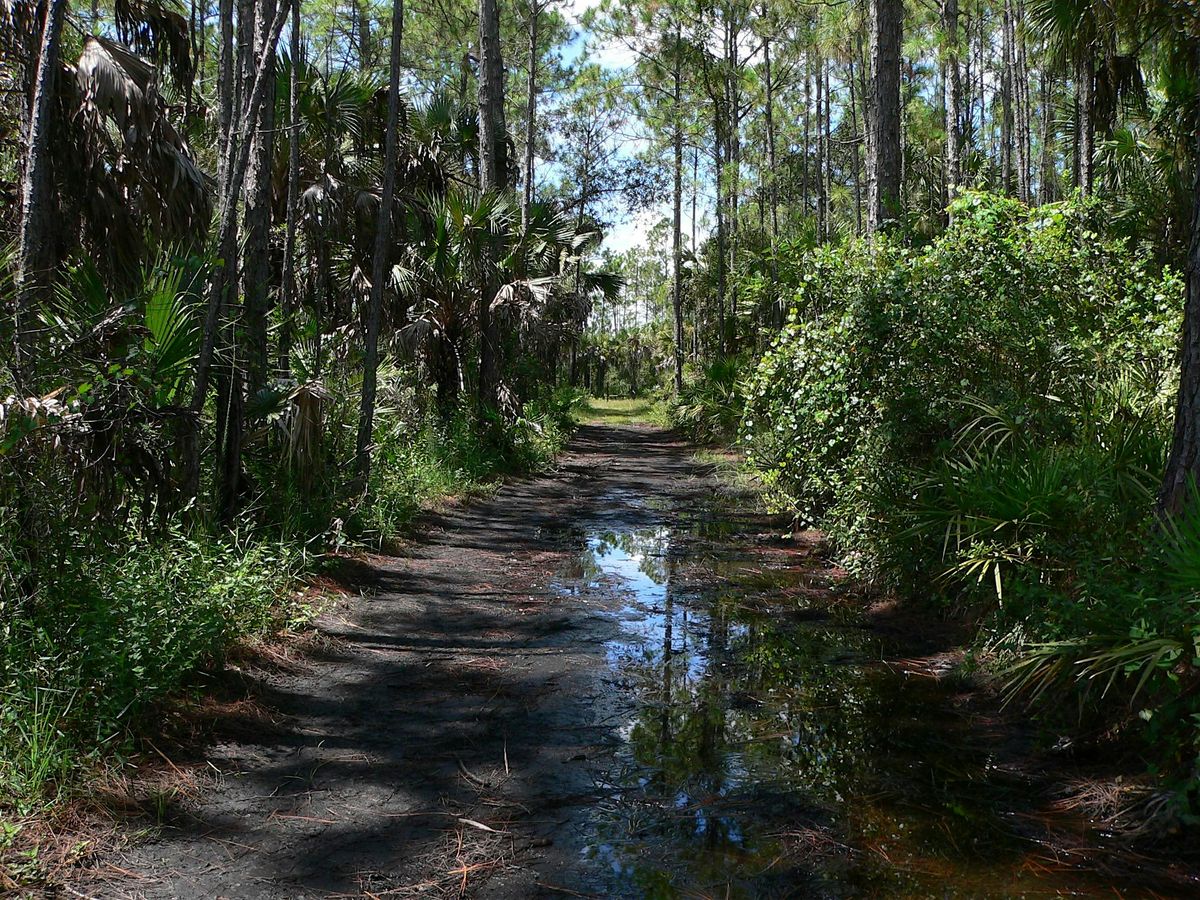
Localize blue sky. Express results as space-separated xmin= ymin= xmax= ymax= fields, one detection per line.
xmin=552 ymin=0 xmax=692 ymax=256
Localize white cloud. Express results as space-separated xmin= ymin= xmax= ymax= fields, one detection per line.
xmin=584 ymin=35 xmax=638 ymax=70
xmin=602 ymin=200 xmax=709 ymax=256
xmin=557 ymin=0 xmax=603 ymax=27
xmin=604 ymin=207 xmax=664 ymax=255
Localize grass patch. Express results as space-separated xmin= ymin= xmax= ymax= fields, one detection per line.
xmin=576 ymin=396 xmax=660 ymax=426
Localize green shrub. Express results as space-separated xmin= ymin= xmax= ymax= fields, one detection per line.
xmin=0 ymin=528 xmax=299 ymax=810
xmin=740 ymin=192 xmax=1199 ymax=783
xmin=666 ymin=357 xmax=747 ymax=442
xmin=742 ymin=192 xmax=1181 ymax=588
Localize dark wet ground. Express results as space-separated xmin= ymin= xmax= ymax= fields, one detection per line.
xmin=556 ymin=516 xmax=1129 ymax=898
xmin=65 ymin=424 xmax=1200 ymax=898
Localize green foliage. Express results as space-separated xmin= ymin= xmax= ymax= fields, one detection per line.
xmin=741 ymin=192 xmax=1200 ymax=782
xmin=351 ymin=391 xmax=576 ymax=542
xmin=0 ymin=527 xmax=298 ymax=811
xmin=743 ymin=193 xmax=1180 ymax=579
xmin=0 ymin=245 xmax=582 ymax=814
xmin=665 ymin=358 xmax=746 ymax=442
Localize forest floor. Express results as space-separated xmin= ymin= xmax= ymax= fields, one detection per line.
xmin=54 ymin=404 xmax=1200 ymax=898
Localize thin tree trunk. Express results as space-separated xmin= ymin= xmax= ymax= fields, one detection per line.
xmin=356 ymin=0 xmax=404 ymax=482
xmin=713 ymin=103 xmax=727 ymax=356
xmin=477 ymin=0 xmax=507 ymax=411
xmin=727 ymin=10 xmax=740 ymax=351
xmin=243 ymin=0 xmax=277 ymax=395
xmin=279 ymin=0 xmax=302 ymax=375
xmin=1159 ymin=121 xmax=1200 ymax=514
xmin=1077 ymin=54 xmax=1095 ymax=195
xmin=816 ymin=51 xmax=826 ymax=241
xmin=942 ymin=0 xmax=962 ymax=210
xmin=522 ymin=0 xmax=539 ymax=228
xmin=976 ymin=5 xmax=985 ymax=163
xmin=867 ymin=0 xmax=902 ymax=234
xmin=1039 ymin=62 xmax=1056 ymax=203
xmin=217 ymin=0 xmax=260 ymax=521
xmin=762 ymin=6 xmax=778 ymax=250
xmin=1015 ymin=0 xmax=1031 ymax=201
xmin=14 ymin=0 xmax=68 ymax=382
xmin=803 ymin=50 xmax=810 ymax=216
xmin=187 ymin=0 xmax=290 ymax=504
xmin=671 ymin=25 xmax=684 ymax=394
xmin=356 ymin=0 xmax=372 ymax=69
xmin=1001 ymin=0 xmax=1014 ymax=193
xmin=823 ymin=57 xmax=832 ymax=240
xmin=849 ymin=55 xmax=863 ymax=236
xmin=217 ymin=0 xmax=235 ymax=186
xmin=197 ymin=0 xmax=290 ymax=408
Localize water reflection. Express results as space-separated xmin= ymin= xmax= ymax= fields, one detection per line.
xmin=564 ymin=518 xmax=1131 ymax=898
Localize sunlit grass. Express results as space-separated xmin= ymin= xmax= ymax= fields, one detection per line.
xmin=576 ymin=396 xmax=663 ymax=426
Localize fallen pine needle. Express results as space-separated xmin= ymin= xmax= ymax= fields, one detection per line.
xmin=457 ymin=817 xmax=506 ymax=834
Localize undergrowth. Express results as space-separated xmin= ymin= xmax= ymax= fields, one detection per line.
xmin=0 ymin=388 xmax=577 ymax=825
xmin=739 ymin=192 xmax=1200 ymax=805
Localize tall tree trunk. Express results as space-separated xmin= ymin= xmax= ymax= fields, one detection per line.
xmin=823 ymin=57 xmax=832 ymax=241
xmin=216 ymin=0 xmax=235 ymax=187
xmin=849 ymin=55 xmax=863 ymax=236
xmin=1014 ymin=0 xmax=1031 ymax=201
xmin=762 ymin=6 xmax=778 ymax=251
xmin=816 ymin=51 xmax=826 ymax=241
xmin=1039 ymin=63 xmax=1057 ymax=203
xmin=187 ymin=0 xmax=290 ymax=506
xmin=691 ymin=144 xmax=699 ymax=357
xmin=942 ymin=0 xmax=962 ymax=211
xmin=217 ymin=0 xmax=259 ymax=522
xmin=1077 ymin=55 xmax=1095 ymax=195
xmin=356 ymin=0 xmax=404 ymax=483
xmin=1159 ymin=125 xmax=1200 ymax=514
xmin=727 ymin=10 xmax=740 ymax=352
xmin=867 ymin=0 xmax=902 ymax=234
xmin=522 ymin=0 xmax=540 ymax=228
xmin=803 ymin=50 xmax=811 ymax=217
xmin=200 ymin=0 xmax=288 ymax=413
xmin=713 ymin=102 xmax=727 ymax=356
xmin=14 ymin=0 xmax=68 ymax=383
xmin=279 ymin=0 xmax=302 ymax=376
xmin=976 ymin=5 xmax=985 ymax=163
xmin=243 ymin=0 xmax=277 ymax=395
xmin=671 ymin=27 xmax=684 ymax=394
xmin=477 ymin=0 xmax=507 ymax=411
xmin=356 ymin=0 xmax=372 ymax=69
xmin=1001 ymin=0 xmax=1014 ymax=193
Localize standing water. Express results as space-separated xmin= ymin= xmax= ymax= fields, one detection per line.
xmin=553 ymin=495 xmax=1179 ymax=898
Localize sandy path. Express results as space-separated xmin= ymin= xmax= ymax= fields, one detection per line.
xmin=69 ymin=423 xmax=714 ymax=899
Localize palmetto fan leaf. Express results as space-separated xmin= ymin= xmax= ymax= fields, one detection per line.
xmin=70 ymin=35 xmax=211 ymax=269
xmin=141 ymin=257 xmax=202 ymax=400
xmin=112 ymin=0 xmax=193 ymax=88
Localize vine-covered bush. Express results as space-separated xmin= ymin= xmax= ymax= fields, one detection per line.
xmin=742 ymin=194 xmax=1200 ymax=776
xmin=743 ymin=192 xmax=1181 ymax=592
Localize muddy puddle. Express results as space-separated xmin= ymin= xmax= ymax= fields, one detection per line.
xmin=554 ymin=501 xmax=1172 ymax=898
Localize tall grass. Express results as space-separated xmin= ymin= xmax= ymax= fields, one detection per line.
xmin=0 ymin=528 xmax=300 ymax=813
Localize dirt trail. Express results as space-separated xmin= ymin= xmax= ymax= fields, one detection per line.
xmin=70 ymin=424 xmax=720 ymax=899
xmin=66 ymin=423 xmax=1200 ymax=898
